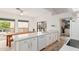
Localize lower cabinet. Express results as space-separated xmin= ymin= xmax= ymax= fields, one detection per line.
xmin=14 ymin=32 xmax=59 ymax=51
xmin=50 ymin=33 xmax=56 ymax=43
xmin=15 ymin=37 xmax=37 ymax=51
xmin=15 ymin=40 xmax=31 ymax=51
xmin=37 ymin=33 xmax=58 ymax=51
xmin=46 ymin=34 xmax=51 ymax=46
xmin=45 ymin=32 xmax=60 ymax=49
xmin=37 ymin=35 xmax=47 ymax=50
xmin=31 ymin=37 xmax=37 ymax=51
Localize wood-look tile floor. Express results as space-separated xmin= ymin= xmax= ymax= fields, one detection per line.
xmin=41 ymin=37 xmax=65 ymax=51
xmin=0 ymin=40 xmax=15 ymax=51
xmin=0 ymin=36 xmax=66 ymax=51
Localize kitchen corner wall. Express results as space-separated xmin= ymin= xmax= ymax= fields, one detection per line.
xmin=0 ymin=9 xmax=74 ymax=34
xmin=48 ymin=13 xmax=74 ymax=33
xmin=70 ymin=18 xmax=79 ymax=40
xmin=29 ymin=10 xmax=74 ymax=34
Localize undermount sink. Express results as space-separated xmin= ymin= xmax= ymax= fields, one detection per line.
xmin=67 ymin=39 xmax=79 ymax=49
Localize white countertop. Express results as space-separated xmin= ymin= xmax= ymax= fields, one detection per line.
xmin=14 ymin=32 xmax=48 ymax=41
xmin=14 ymin=30 xmax=59 ymax=41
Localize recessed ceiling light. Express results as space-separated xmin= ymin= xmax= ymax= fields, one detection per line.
xmin=20 ymin=12 xmax=23 ymax=15
xmin=16 ymin=8 xmax=24 ymax=16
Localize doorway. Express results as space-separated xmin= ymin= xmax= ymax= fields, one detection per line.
xmin=60 ymin=18 xmax=70 ymax=37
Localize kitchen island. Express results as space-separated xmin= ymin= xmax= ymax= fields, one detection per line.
xmin=14 ymin=30 xmax=60 ymax=51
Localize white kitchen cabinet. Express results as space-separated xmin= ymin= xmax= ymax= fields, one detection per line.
xmin=37 ymin=35 xmax=47 ymax=50
xmin=46 ymin=32 xmax=59 ymax=46
xmin=15 ymin=37 xmax=37 ymax=51
xmin=15 ymin=39 xmax=32 ymax=51
xmin=14 ymin=31 xmax=60 ymax=51
xmin=46 ymin=34 xmax=51 ymax=46
xmin=53 ymin=32 xmax=59 ymax=41
xmin=31 ymin=37 xmax=37 ymax=51
xmin=50 ymin=33 xmax=55 ymax=43
xmin=47 ymin=33 xmax=55 ymax=46
xmin=37 ymin=32 xmax=59 ymax=50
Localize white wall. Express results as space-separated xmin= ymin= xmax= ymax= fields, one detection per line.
xmin=0 ymin=9 xmax=74 ymax=34
xmin=47 ymin=13 xmax=74 ymax=33
xmin=29 ymin=12 xmax=74 ymax=34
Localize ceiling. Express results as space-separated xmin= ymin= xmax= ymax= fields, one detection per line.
xmin=0 ymin=8 xmax=74 ymax=16
xmin=45 ymin=8 xmax=73 ymax=15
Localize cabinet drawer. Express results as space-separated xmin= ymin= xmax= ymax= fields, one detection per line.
xmin=37 ymin=35 xmax=47 ymax=50
xmin=17 ymin=40 xmax=32 ymax=51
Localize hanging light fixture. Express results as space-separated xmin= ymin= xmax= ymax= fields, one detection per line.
xmin=16 ymin=8 xmax=24 ymax=16
xmin=20 ymin=12 xmax=23 ymax=15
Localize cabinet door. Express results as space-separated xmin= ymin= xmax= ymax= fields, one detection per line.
xmin=31 ymin=37 xmax=37 ymax=51
xmin=51 ymin=32 xmax=57 ymax=43
xmin=46 ymin=34 xmax=51 ymax=46
xmin=37 ymin=35 xmax=47 ymax=50
xmin=52 ymin=33 xmax=55 ymax=42
xmin=15 ymin=39 xmax=32 ymax=51
xmin=47 ymin=33 xmax=54 ymax=45
xmin=46 ymin=32 xmax=57 ymax=46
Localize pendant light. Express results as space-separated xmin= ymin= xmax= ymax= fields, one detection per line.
xmin=16 ymin=8 xmax=23 ymax=16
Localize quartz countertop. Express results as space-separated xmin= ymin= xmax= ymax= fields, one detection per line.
xmin=14 ymin=32 xmax=48 ymax=41
xmin=14 ymin=30 xmax=59 ymax=42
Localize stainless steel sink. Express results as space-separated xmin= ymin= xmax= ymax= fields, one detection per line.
xmin=67 ymin=39 xmax=79 ymax=49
